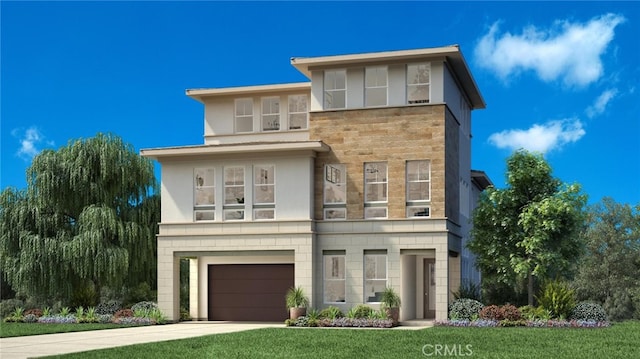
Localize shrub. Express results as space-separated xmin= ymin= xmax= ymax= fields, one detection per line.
xmin=98 ymin=314 xmax=113 ymax=324
xmin=604 ymin=290 xmax=634 ymax=321
xmin=347 ymin=305 xmax=374 ymax=319
xmin=318 ymin=317 xmax=393 ymax=328
xmin=319 ymin=306 xmax=343 ymax=319
xmin=114 ymin=316 xmax=154 ymax=325
xmin=24 ymin=308 xmax=43 ymax=318
xmin=96 ymin=300 xmax=122 ymax=315
xmin=501 ymin=304 xmax=522 ymax=321
xmin=3 ymin=307 xmax=24 ymax=322
xmin=519 ymin=305 xmax=551 ymax=320
xmin=114 ymin=309 xmax=134 ymax=318
xmin=452 ymin=280 xmax=482 ymax=301
xmin=131 ymin=301 xmax=159 ymax=312
xmin=0 ymin=299 xmax=24 ymax=319
xmin=448 ymin=298 xmax=484 ymax=320
xmin=479 ymin=305 xmax=504 ymax=321
xmin=84 ymin=307 xmax=99 ymax=323
xmin=570 ymin=302 xmax=608 ymax=322
xmin=23 ymin=313 xmax=38 ymax=323
xmin=38 ymin=315 xmax=78 ymax=324
xmin=180 ymin=307 xmax=191 ymax=321
xmin=536 ymin=279 xmax=576 ymax=319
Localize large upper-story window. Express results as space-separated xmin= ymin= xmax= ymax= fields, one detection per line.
xmin=194 ymin=168 xmax=215 ymax=221
xmin=324 ymin=164 xmax=347 ymax=220
xmin=406 ymin=160 xmax=431 ymax=218
xmin=254 ymin=165 xmax=275 ymax=220
xmin=261 ymin=97 xmax=280 ymax=131
xmin=407 ymin=63 xmax=430 ymax=104
xmin=324 ymin=70 xmax=346 ymax=109
xmin=235 ymin=98 xmax=254 ymax=133
xmin=224 ymin=166 xmax=245 ymax=220
xmin=365 ymin=66 xmax=388 ymax=107
xmin=364 ymin=162 xmax=388 ymax=219
xmin=288 ymin=95 xmax=308 ymax=130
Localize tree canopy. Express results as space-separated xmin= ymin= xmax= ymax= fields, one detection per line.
xmin=0 ymin=133 xmax=159 ymax=305
xmin=468 ymin=150 xmax=587 ymax=305
xmin=573 ymin=197 xmax=640 ymax=320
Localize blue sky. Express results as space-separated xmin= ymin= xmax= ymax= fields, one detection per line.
xmin=2 ymin=1 xmax=639 ymax=206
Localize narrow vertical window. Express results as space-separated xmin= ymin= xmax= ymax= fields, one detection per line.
xmin=254 ymin=165 xmax=275 ymax=220
xmin=194 ymin=168 xmax=215 ymax=221
xmin=365 ymin=66 xmax=388 ymax=107
xmin=323 ymin=164 xmax=347 ymax=220
xmin=323 ymin=253 xmax=346 ymax=303
xmin=224 ymin=166 xmax=245 ymax=220
xmin=407 ymin=63 xmax=430 ymax=104
xmin=235 ymin=98 xmax=253 ymax=133
xmin=364 ymin=252 xmax=387 ymax=303
xmin=364 ymin=162 xmax=388 ymax=219
xmin=324 ymin=70 xmax=346 ymax=109
xmin=288 ymin=94 xmax=308 ymax=130
xmin=406 ymin=160 xmax=431 ymax=218
xmin=261 ymin=97 xmax=280 ymax=131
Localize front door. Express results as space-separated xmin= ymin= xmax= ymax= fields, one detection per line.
xmin=423 ymin=259 xmax=435 ymax=319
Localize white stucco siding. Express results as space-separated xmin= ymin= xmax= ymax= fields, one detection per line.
xmin=159 ymin=156 xmax=315 ymax=223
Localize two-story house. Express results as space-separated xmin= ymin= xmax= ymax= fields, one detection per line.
xmin=141 ymin=45 xmax=491 ymax=322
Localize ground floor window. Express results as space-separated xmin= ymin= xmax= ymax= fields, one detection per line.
xmin=364 ymin=251 xmax=387 ymax=303
xmin=323 ymin=252 xmax=346 ymax=303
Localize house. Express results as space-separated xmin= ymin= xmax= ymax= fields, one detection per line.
xmin=141 ymin=45 xmax=491 ymax=322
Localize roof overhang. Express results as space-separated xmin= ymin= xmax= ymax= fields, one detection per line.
xmin=186 ymin=82 xmax=311 ymax=103
xmin=141 ymin=141 xmax=330 ymax=161
xmin=471 ymin=170 xmax=493 ymax=190
xmin=290 ymin=45 xmax=485 ymax=109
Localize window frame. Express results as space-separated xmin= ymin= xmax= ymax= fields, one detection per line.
xmin=406 ymin=63 xmax=430 ymax=105
xmin=223 ymin=166 xmax=245 ymax=221
xmin=364 ymin=253 xmax=388 ymax=303
xmin=194 ymin=168 xmax=215 ymax=222
xmin=324 ymin=69 xmax=347 ymax=109
xmin=364 ymin=162 xmax=388 ymax=219
xmin=261 ymin=97 xmax=280 ymax=132
xmin=406 ymin=160 xmax=431 ymax=218
xmin=288 ymin=94 xmax=308 ymax=130
xmin=253 ymin=165 xmax=275 ymax=205
xmin=365 ymin=66 xmax=388 ymax=107
xmin=235 ymin=98 xmax=254 ymax=133
xmin=323 ymin=253 xmax=346 ymax=304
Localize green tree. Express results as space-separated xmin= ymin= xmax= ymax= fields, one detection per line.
xmin=0 ymin=133 xmax=159 ymax=306
xmin=573 ymin=197 xmax=640 ymax=320
xmin=468 ymin=150 xmax=587 ymax=305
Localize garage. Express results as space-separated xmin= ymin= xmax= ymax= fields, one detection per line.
xmin=208 ymin=264 xmax=294 ymax=321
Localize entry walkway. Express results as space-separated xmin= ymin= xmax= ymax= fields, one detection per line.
xmin=0 ymin=322 xmax=283 ymax=359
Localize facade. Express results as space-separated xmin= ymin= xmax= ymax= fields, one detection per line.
xmin=141 ymin=45 xmax=491 ymax=322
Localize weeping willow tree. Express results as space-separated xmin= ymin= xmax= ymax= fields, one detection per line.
xmin=0 ymin=133 xmax=159 ymax=305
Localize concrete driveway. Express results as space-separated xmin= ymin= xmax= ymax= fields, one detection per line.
xmin=0 ymin=322 xmax=283 ymax=359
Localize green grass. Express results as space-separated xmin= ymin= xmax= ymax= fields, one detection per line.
xmin=0 ymin=323 xmax=133 ymax=338
xmin=50 ymin=321 xmax=640 ymax=359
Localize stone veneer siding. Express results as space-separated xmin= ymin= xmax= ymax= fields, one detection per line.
xmin=310 ymin=105 xmax=450 ymax=221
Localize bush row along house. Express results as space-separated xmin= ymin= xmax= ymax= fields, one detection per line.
xmin=141 ymin=45 xmax=492 ymax=322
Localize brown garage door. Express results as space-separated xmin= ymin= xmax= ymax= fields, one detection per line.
xmin=208 ymin=264 xmax=294 ymax=321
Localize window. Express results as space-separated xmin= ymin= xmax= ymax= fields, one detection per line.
xmin=406 ymin=160 xmax=431 ymax=218
xmin=324 ymin=70 xmax=346 ymax=109
xmin=261 ymin=97 xmax=280 ymax=131
xmin=235 ymin=98 xmax=253 ymax=133
xmin=323 ymin=253 xmax=346 ymax=303
xmin=407 ymin=63 xmax=430 ymax=104
xmin=288 ymin=95 xmax=308 ymax=130
xmin=364 ymin=162 xmax=387 ymax=219
xmin=364 ymin=252 xmax=387 ymax=303
xmin=365 ymin=66 xmax=388 ymax=107
xmin=324 ymin=164 xmax=347 ymax=220
xmin=194 ymin=168 xmax=215 ymax=221
xmin=254 ymin=165 xmax=275 ymax=204
xmin=224 ymin=167 xmax=244 ymax=221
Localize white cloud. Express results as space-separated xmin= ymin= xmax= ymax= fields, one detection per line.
xmin=475 ymin=13 xmax=625 ymax=87
xmin=586 ymin=89 xmax=618 ymax=118
xmin=488 ymin=119 xmax=585 ymax=153
xmin=13 ymin=127 xmax=52 ymax=161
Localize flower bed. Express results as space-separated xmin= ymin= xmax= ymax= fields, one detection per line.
xmin=435 ymin=319 xmax=610 ymax=328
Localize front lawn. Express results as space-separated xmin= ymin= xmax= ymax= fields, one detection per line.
xmin=51 ymin=321 xmax=640 ymax=359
